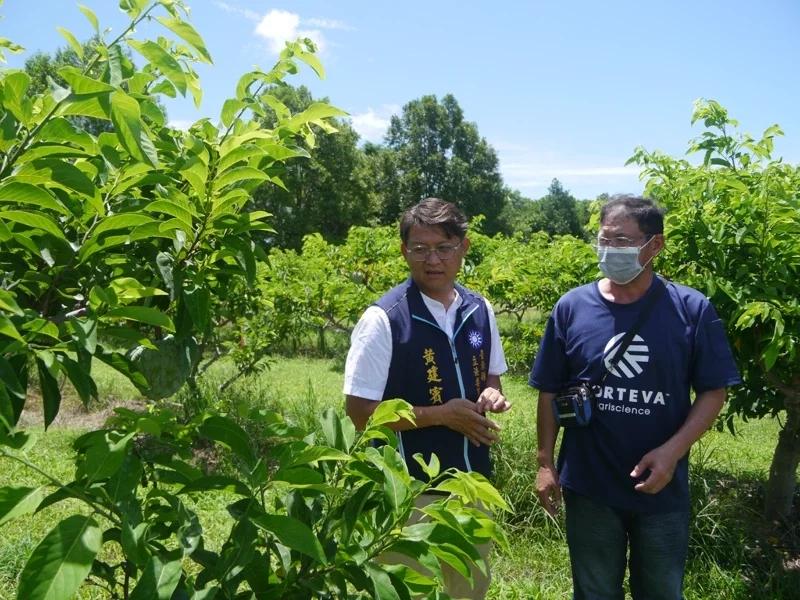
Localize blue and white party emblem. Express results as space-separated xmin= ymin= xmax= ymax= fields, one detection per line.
xmin=467 ymin=330 xmax=483 ymax=349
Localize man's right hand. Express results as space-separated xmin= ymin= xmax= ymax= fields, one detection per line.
xmin=536 ymin=463 xmax=562 ymax=516
xmin=440 ymin=398 xmax=500 ymax=447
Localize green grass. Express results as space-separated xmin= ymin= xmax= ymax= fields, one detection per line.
xmin=1 ymin=356 xmax=797 ymax=599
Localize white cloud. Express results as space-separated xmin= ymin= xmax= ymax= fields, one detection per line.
xmin=214 ymin=1 xmax=260 ymax=22
xmin=168 ymin=119 xmax=194 ymax=131
xmin=304 ymin=17 xmax=354 ymax=31
xmin=254 ymin=9 xmax=326 ymax=54
xmin=492 ymin=141 xmax=641 ymax=198
xmin=349 ymin=105 xmax=400 ymax=143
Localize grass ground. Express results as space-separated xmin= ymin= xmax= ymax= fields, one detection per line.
xmin=0 ymin=357 xmax=798 ymax=599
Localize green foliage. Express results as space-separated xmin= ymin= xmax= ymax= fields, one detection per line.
xmin=629 ymin=98 xmax=800 ymax=519
xmin=245 ymin=222 xmax=595 ymax=374
xmin=383 ymin=94 xmax=507 ymax=234
xmin=0 ymin=0 xmax=339 ymax=410
xmin=629 ymin=99 xmax=800 ymax=422
xmin=0 ymin=399 xmax=508 ymax=598
xmin=4 ymin=360 xmax=796 ymax=599
xmin=249 ymin=85 xmax=375 ymax=250
xmin=0 ymin=5 xmax=513 ymax=597
xmin=464 ymin=230 xmax=596 ymax=373
xmin=526 ymin=179 xmax=584 ymax=239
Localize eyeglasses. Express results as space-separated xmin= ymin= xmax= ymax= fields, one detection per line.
xmin=596 ymin=235 xmax=652 ymax=248
xmin=406 ymin=242 xmax=462 ymax=261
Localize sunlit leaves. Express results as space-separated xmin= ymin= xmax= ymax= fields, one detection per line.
xmin=631 ymin=98 xmax=800 ymax=429
xmin=16 ymin=515 xmax=101 ymax=600
xmin=109 ymin=90 xmax=159 ymax=166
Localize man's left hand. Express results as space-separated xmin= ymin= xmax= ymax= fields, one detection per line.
xmin=476 ymin=387 xmax=511 ymax=413
xmin=630 ymin=446 xmax=678 ymax=494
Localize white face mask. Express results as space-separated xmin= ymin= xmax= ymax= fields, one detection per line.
xmin=597 ymin=237 xmax=654 ymax=285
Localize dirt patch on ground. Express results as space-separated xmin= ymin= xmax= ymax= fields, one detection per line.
xmin=18 ymin=393 xmax=147 ymax=430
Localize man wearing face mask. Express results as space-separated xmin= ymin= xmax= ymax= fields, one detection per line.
xmin=529 ymin=195 xmax=740 ymax=600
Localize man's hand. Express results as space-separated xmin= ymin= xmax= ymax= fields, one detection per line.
xmin=536 ymin=463 xmax=562 ymax=516
xmin=476 ymin=386 xmax=511 ymax=414
xmin=630 ymin=446 xmax=678 ymax=494
xmin=440 ymin=398 xmax=501 ymax=447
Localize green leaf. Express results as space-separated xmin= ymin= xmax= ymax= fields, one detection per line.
xmin=156 ymin=17 xmax=213 ymax=63
xmin=76 ymin=431 xmax=136 ymax=482
xmin=57 ymin=94 xmax=111 ymax=120
xmin=128 ymin=39 xmax=188 ymax=96
xmin=212 ymin=166 xmax=270 ymax=191
xmin=220 ymin=98 xmax=246 ymax=128
xmin=145 ymin=199 xmax=195 ymax=228
xmin=183 ymin=287 xmax=210 ymax=331
xmin=70 ymin=318 xmax=98 ymax=354
xmin=0 ymin=210 xmax=67 ymax=241
xmin=0 ymin=486 xmax=43 ymax=527
xmin=15 ymin=159 xmax=97 ymax=198
xmin=110 ymin=90 xmax=158 ymax=167
xmin=16 ymin=515 xmax=101 ymax=600
xmin=57 ymin=354 xmax=97 ymax=407
xmin=128 ymin=555 xmax=183 ymax=600
xmin=55 ymin=28 xmax=84 ymax=60
xmin=251 ymin=513 xmax=327 ymax=564
xmin=286 ymin=102 xmax=348 ymax=130
xmin=380 ymin=446 xmax=409 ymax=510
xmin=368 ymin=399 xmax=415 ymax=428
xmin=0 ymin=289 xmax=23 ymax=316
xmin=78 ymin=4 xmax=99 ymax=32
xmin=286 ymin=445 xmax=350 ymax=467
xmin=297 ymin=49 xmax=325 ymax=79
xmin=366 ymin=563 xmax=402 ymax=600
xmin=94 ymin=345 xmax=150 ymax=396
xmin=109 ymin=277 xmax=168 ymax=300
xmin=271 ymin=467 xmax=324 ymax=487
xmin=413 ymin=452 xmax=441 ymax=480
xmin=57 ymin=66 xmax=114 ymax=94
xmin=36 ymin=359 xmax=61 ymax=429
xmin=340 ymin=482 xmax=374 ymax=544
xmin=199 ymin=416 xmax=256 ymax=465
xmin=0 ymin=182 xmax=71 ymax=216
xmin=0 ymin=314 xmax=25 ymax=342
xmin=178 ymin=476 xmax=252 ymax=496
xmin=91 ymin=213 xmax=157 ymax=238
xmin=105 ymin=306 xmax=175 ymax=332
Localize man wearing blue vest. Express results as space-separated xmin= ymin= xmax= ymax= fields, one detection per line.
xmin=530 ymin=195 xmax=741 ymax=600
xmin=344 ymin=197 xmax=510 ymax=599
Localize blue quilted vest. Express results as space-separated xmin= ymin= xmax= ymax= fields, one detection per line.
xmin=374 ymin=278 xmax=493 ymax=481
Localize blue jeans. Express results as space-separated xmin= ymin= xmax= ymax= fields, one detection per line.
xmin=564 ymin=488 xmax=689 ymax=600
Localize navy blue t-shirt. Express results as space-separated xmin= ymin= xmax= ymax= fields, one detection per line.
xmin=529 ymin=275 xmax=741 ymax=513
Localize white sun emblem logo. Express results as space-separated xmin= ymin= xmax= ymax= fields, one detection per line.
xmin=467 ymin=330 xmax=483 ymax=349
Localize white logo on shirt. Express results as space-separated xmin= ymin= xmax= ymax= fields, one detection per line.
xmin=467 ymin=330 xmax=483 ymax=349
xmin=603 ymin=333 xmax=649 ymax=379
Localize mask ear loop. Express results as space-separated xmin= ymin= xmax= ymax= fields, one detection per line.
xmin=638 ymin=235 xmax=659 ymax=271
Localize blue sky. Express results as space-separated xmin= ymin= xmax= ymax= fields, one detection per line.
xmin=3 ymin=0 xmax=800 ymax=199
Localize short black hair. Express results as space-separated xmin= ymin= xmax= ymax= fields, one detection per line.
xmin=399 ymin=198 xmax=468 ymax=243
xmin=600 ymin=194 xmax=665 ymax=235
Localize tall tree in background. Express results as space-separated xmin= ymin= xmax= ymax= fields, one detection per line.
xmin=362 ymin=141 xmax=403 ymax=225
xmin=250 ymin=85 xmax=373 ymax=248
xmin=384 ymin=94 xmax=506 ymax=233
xmin=528 ymin=178 xmax=584 ymax=238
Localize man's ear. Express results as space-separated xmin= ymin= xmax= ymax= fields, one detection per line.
xmin=461 ymin=236 xmax=471 ymax=253
xmin=647 ymin=234 xmax=665 ymax=261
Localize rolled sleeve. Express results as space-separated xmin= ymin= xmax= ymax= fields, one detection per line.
xmin=484 ymin=298 xmax=508 ymax=376
xmin=343 ymin=306 xmax=392 ymax=401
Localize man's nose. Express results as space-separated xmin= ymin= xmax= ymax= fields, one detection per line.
xmin=424 ymin=250 xmax=443 ymax=264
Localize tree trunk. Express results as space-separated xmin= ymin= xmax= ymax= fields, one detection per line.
xmin=764 ymin=394 xmax=800 ymax=521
